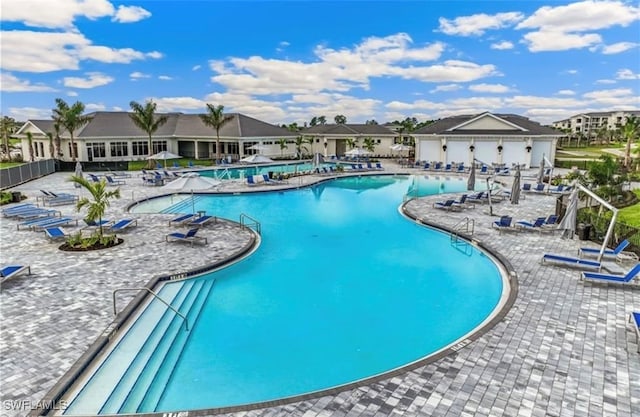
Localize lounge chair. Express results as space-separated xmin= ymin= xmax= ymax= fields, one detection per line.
xmin=87 ymin=173 xmax=101 ymax=183
xmin=166 ymin=228 xmax=207 ymax=246
xmin=188 ymin=215 xmax=215 ymax=227
xmin=262 ymin=174 xmax=283 ymax=185
xmin=432 ymin=199 xmax=461 ymax=211
xmin=580 ymin=263 xmax=640 ymax=286
xmin=30 ymin=217 xmax=77 ymax=231
xmin=521 ymin=183 xmax=532 ymax=192
xmin=246 ymin=175 xmax=260 ymax=186
xmin=478 ymin=165 xmax=489 ymax=175
xmin=0 ymin=265 xmax=31 ymax=284
xmin=492 ymin=216 xmax=518 ymax=233
xmin=44 ymin=226 xmax=69 ymax=240
xmin=629 ymin=311 xmax=640 ymax=353
xmin=541 ymin=253 xmax=601 ymax=269
xmin=83 ymin=219 xmax=113 ymax=229
xmin=105 ymin=175 xmax=126 ymax=186
xmin=453 ymin=194 xmax=474 ymax=209
xmin=375 ymin=162 xmax=384 ymax=170
xmin=108 ymin=218 xmax=137 ymax=232
xmin=515 ymin=217 xmax=549 ymax=232
xmin=169 ymin=213 xmax=198 ymax=226
xmin=578 ymin=239 xmax=632 ymax=259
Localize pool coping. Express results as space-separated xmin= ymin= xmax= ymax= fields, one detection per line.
xmin=32 ymin=174 xmax=518 ymax=417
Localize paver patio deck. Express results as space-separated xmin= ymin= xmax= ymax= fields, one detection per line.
xmin=0 ymin=163 xmax=638 ymax=417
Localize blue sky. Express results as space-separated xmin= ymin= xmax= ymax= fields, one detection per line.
xmin=1 ymin=0 xmax=639 ymax=126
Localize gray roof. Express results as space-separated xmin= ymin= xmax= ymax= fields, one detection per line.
xmin=23 ymin=112 xmax=297 ymax=139
xmin=302 ymin=124 xmax=396 ymax=136
xmin=413 ymin=112 xmax=562 ymax=136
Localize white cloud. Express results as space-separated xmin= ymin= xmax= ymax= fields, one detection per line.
xmin=521 ymin=30 xmax=602 ymax=52
xmin=158 ymin=75 xmax=173 ymax=81
xmin=0 ymin=72 xmax=56 ymax=92
xmin=149 ymin=97 xmax=207 ymax=112
xmin=8 ymin=106 xmax=51 ymax=120
xmin=207 ymin=34 xmax=488 ymax=97
xmin=516 ymin=1 xmax=640 ymax=52
xmin=490 ymin=41 xmax=514 ymax=50
xmin=601 ymin=42 xmax=639 ymax=54
xmin=130 ymin=71 xmax=151 ymax=79
xmin=556 ymin=90 xmax=576 ymax=96
xmin=616 ymin=68 xmax=640 ymax=80
xmin=438 ymin=12 xmax=524 ymax=36
xmin=85 ymin=103 xmax=107 ymax=111
xmin=582 ymin=88 xmax=640 ymax=106
xmin=1 ymin=0 xmax=114 ymax=29
xmin=596 ymin=79 xmax=616 ymax=84
xmin=112 ymin=5 xmax=151 ymax=23
xmin=63 ymin=72 xmax=114 ymax=88
xmin=468 ymin=83 xmax=511 ymax=93
xmin=430 ymin=84 xmax=462 ymax=93
xmin=192 ymin=65 xmax=202 ymax=71
xmin=506 ymin=95 xmax=582 ymax=108
xmin=1 ymin=30 xmax=162 ymax=73
xmin=67 ymin=91 xmax=78 ymax=97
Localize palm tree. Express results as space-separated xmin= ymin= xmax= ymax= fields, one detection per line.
xmin=52 ymin=98 xmax=92 ymax=161
xmin=294 ymin=136 xmax=309 ymax=160
xmin=277 ymin=138 xmax=288 ymax=157
xmin=53 ymin=122 xmax=62 ymax=158
xmin=621 ymin=115 xmax=639 ymax=169
xmin=46 ymin=132 xmax=55 ymax=158
xmin=362 ymin=137 xmax=376 ymax=153
xmin=334 ymin=114 xmax=347 ymax=124
xmin=200 ymin=103 xmax=233 ymax=164
xmin=70 ymin=175 xmax=121 ymax=239
xmin=26 ymin=132 xmax=34 ymax=161
xmin=1 ymin=116 xmax=17 ymax=161
xmin=129 ymin=100 xmax=169 ymax=168
xmin=346 ymin=137 xmax=357 ymax=150
xmin=317 ymin=116 xmax=327 ymax=125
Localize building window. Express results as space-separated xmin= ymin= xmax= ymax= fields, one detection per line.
xmin=227 ymin=142 xmax=239 ymax=154
xmin=87 ymin=142 xmax=106 ymax=159
xmin=132 ymin=141 xmax=148 ymax=156
xmin=39 ymin=142 xmax=44 ymax=156
xmin=110 ymin=142 xmax=129 ymax=157
xmin=68 ymin=143 xmax=78 ymax=159
xmin=152 ymin=141 xmax=167 ymax=154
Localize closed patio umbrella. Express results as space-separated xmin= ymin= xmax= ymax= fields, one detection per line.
xmin=467 ymin=162 xmax=476 ymax=191
xmin=557 ymin=186 xmax=578 ymax=239
xmin=74 ymin=161 xmax=83 ymax=188
xmin=510 ymin=165 xmax=521 ymax=204
xmin=537 ymin=153 xmax=545 ymax=184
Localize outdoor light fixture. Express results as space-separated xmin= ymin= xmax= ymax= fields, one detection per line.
xmin=497 ymin=145 xmax=503 ymax=153
xmin=526 ymin=146 xmax=532 ymax=153
xmin=442 ymin=145 xmax=447 ymax=151
xmin=469 ymin=145 xmax=475 ymax=152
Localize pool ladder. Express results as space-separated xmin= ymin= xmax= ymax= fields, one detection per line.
xmin=450 ymin=217 xmax=474 ymax=256
xmin=240 ymin=213 xmax=261 ymax=235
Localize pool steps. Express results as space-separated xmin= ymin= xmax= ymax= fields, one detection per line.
xmin=64 ymin=279 xmax=214 ymax=414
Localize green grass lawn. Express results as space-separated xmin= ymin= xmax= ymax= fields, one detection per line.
xmin=0 ymin=161 xmax=24 ymax=169
xmin=618 ymin=190 xmax=640 ymax=227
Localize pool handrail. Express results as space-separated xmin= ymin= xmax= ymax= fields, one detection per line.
xmin=112 ymin=287 xmax=189 ymax=331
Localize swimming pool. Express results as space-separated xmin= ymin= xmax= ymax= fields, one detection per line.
xmin=61 ymin=175 xmax=509 ymax=415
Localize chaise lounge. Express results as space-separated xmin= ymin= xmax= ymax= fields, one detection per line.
xmin=0 ymin=265 xmax=31 ymax=285
xmin=580 ymin=263 xmax=640 ymax=286
xmin=630 ymin=311 xmax=640 ymax=353
xmin=166 ymin=228 xmax=208 ymax=246
xmin=541 ymin=253 xmax=601 ymax=269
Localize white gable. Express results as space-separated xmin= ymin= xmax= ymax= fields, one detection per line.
xmin=16 ymin=121 xmax=46 ymax=136
xmin=449 ymin=113 xmax=526 ymax=131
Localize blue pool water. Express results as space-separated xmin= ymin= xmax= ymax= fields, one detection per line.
xmin=64 ymin=175 xmax=505 ymax=414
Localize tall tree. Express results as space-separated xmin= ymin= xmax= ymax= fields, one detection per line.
xmin=46 ymin=132 xmax=55 ymax=158
xmin=294 ymin=136 xmax=309 ymax=160
xmin=317 ymin=115 xmax=327 ymax=125
xmin=334 ymin=114 xmax=347 ymax=124
xmin=310 ymin=116 xmax=318 ymax=127
xmin=365 ymin=119 xmax=378 ymax=125
xmin=1 ymin=116 xmax=17 ymax=161
xmin=346 ymin=137 xmax=357 ymax=149
xmin=621 ymin=115 xmax=639 ymax=169
xmin=200 ymin=103 xmax=233 ymax=164
xmin=129 ymin=100 xmax=169 ymax=168
xmin=362 ymin=137 xmax=375 ymax=153
xmin=26 ymin=131 xmax=34 ymax=161
xmin=53 ymin=122 xmax=62 ymax=158
xmin=52 ymin=98 xmax=92 ymax=161
xmin=277 ymin=138 xmax=289 ymax=157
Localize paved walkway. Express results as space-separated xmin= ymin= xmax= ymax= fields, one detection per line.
xmin=0 ymin=163 xmax=638 ymax=417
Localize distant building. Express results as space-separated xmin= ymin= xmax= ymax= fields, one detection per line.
xmin=413 ymin=112 xmax=563 ymax=168
xmin=551 ymin=110 xmax=640 ymax=136
xmin=15 ymin=112 xmax=298 ymax=163
xmin=300 ymin=124 xmax=397 ymax=156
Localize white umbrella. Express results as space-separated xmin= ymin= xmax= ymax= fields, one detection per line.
xmin=240 ymin=154 xmax=274 ymax=164
xmin=557 ymin=186 xmax=579 ymax=239
xmin=147 ymin=151 xmax=182 ymax=168
xmin=162 ymin=172 xmax=221 ymax=191
xmin=74 ymin=161 xmax=83 ymax=188
xmin=390 ymin=144 xmax=412 ymax=152
xmin=510 ymin=165 xmax=521 ymax=204
xmin=345 ymin=148 xmax=371 ymax=156
xmin=467 ymin=162 xmax=476 ymax=191
xmin=312 ymin=152 xmax=325 ymax=168
xmin=248 ymin=144 xmax=268 ymax=152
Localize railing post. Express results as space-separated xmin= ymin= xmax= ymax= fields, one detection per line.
xmin=112 ymin=287 xmax=189 ymax=331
